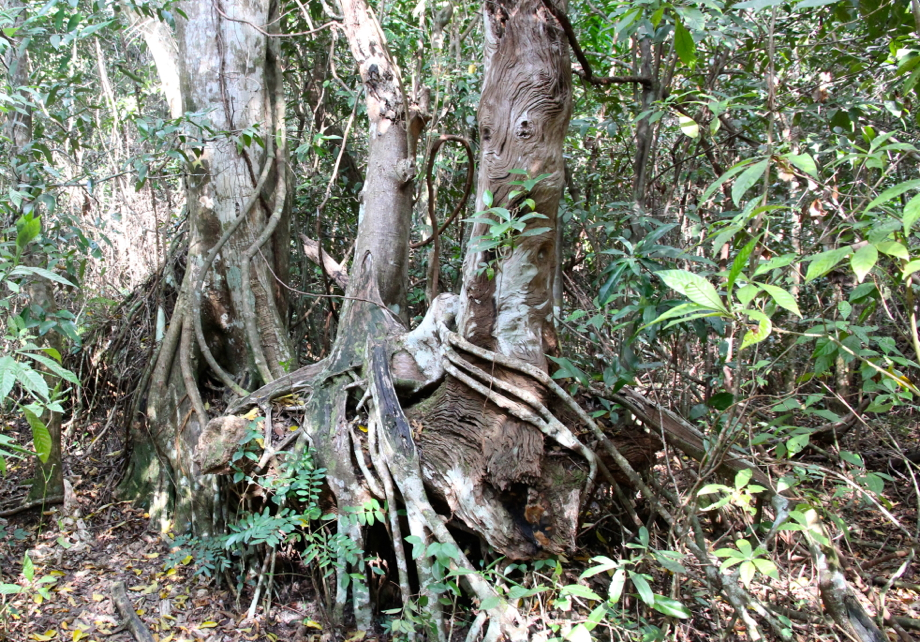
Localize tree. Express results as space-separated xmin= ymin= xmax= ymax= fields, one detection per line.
xmin=119 ymin=0 xmax=293 ymax=533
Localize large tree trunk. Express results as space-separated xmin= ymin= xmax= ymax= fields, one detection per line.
xmin=412 ymin=0 xmax=576 ymax=560
xmin=119 ymin=0 xmax=293 ymax=534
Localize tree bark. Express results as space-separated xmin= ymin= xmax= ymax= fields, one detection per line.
xmin=414 ymin=0 xmax=575 ymax=559
xmin=119 ymin=0 xmax=293 ymax=534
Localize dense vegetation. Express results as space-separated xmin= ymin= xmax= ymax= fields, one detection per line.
xmin=1 ymin=0 xmax=919 ymax=639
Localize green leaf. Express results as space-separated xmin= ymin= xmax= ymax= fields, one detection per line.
xmin=850 ymin=244 xmax=878 ymax=282
xmin=656 ymin=270 xmax=727 ymax=313
xmin=561 ymin=584 xmax=603 ymax=601
xmin=643 ymin=302 xmax=710 ymax=329
xmin=679 ymin=115 xmax=699 ymax=138
xmin=875 ymin=241 xmax=909 ymax=260
xmin=739 ymin=560 xmax=756 ymax=586
xmin=740 ymin=309 xmax=772 ymax=351
xmin=22 ymin=553 xmax=34 ymax=583
xmin=784 ymin=153 xmax=818 ymax=178
xmin=863 ymin=179 xmax=920 ymax=214
xmin=759 ymin=284 xmax=802 ymax=317
xmin=903 ymin=259 xmax=920 ymax=279
xmin=17 ymin=365 xmax=50 ymax=401
xmin=0 ymin=584 xmax=22 ymax=595
xmin=479 ymin=596 xmax=501 ymax=611
xmin=732 ymin=159 xmax=769 ymax=206
xmin=0 ymin=356 xmax=18 ymax=400
xmin=701 ymin=160 xmax=758 ymax=203
xmin=25 ymin=353 xmax=79 ymax=384
xmin=904 ymin=193 xmax=920 ymax=236
xmin=735 ymin=283 xmax=760 ymax=307
xmin=707 ymin=392 xmax=735 ymax=410
xmin=727 ymin=237 xmax=759 ymax=292
xmin=15 ymin=215 xmax=41 ymax=250
xmin=629 ymin=572 xmax=654 ymax=606
xmin=673 ymin=20 xmax=696 ymax=67
xmin=609 ymin=568 xmax=626 ymax=603
xmin=652 ymin=595 xmax=691 ymax=618
xmin=752 ymin=558 xmax=779 ymax=579
xmin=9 ymin=266 xmax=76 ymax=287
xmin=805 ymin=247 xmax=850 ymax=281
xmin=24 ymin=409 xmax=51 ymax=464
xmin=735 ymin=468 xmax=753 ymax=490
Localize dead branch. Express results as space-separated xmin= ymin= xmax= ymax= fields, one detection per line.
xmin=301 ymin=234 xmax=349 ymax=289
xmin=0 ymin=495 xmax=64 ymax=517
xmin=112 ymin=581 xmax=155 ymax=642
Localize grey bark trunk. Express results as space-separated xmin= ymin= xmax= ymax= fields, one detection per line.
xmin=416 ymin=0 xmax=576 ymax=559
xmin=119 ymin=0 xmax=294 ymax=534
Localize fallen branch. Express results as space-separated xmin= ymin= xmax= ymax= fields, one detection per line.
xmin=0 ymin=495 xmax=64 ymax=517
xmin=112 ymin=581 xmax=155 ymax=642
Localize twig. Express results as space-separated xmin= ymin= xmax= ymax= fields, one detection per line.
xmin=112 ymin=581 xmax=155 ymax=642
xmin=538 ymin=0 xmax=651 ymax=88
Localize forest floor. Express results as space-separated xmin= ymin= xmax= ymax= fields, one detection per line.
xmin=3 ymin=405 xmax=920 ymax=641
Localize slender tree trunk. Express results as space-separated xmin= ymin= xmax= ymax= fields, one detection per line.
xmin=3 ymin=0 xmax=65 ymax=501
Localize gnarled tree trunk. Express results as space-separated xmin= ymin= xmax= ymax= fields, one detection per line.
xmin=120 ymin=0 xmax=293 ymax=535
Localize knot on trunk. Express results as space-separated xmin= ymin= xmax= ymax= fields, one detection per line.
xmin=194 ymin=415 xmax=252 ymax=474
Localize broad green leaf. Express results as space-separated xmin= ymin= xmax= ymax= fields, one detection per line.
xmin=903 ymin=259 xmax=920 ymax=279
xmin=15 ymin=215 xmax=41 ymax=250
xmin=740 ymin=560 xmax=756 ymax=586
xmin=753 ymin=558 xmax=779 ymax=579
xmin=784 ymin=153 xmax=818 ymax=178
xmin=736 ymin=283 xmax=760 ymax=307
xmin=863 ymin=179 xmax=920 ymax=214
xmin=732 ymin=159 xmax=769 ymax=206
xmin=560 ymin=584 xmax=602 ymax=601
xmin=701 ymin=160 xmax=757 ymax=203
xmin=629 ymin=572 xmax=654 ymax=606
xmin=656 ymin=270 xmax=727 ymax=312
xmin=735 ymin=0 xmax=782 ymax=9
xmin=652 ymin=595 xmax=691 ymax=618
xmin=24 ymin=409 xmax=51 ymax=464
xmin=674 ymin=21 xmax=696 ymax=67
xmin=643 ymin=302 xmax=710 ymax=329
xmin=679 ymin=115 xmax=699 ymax=138
xmin=17 ymin=365 xmax=50 ymax=401
xmin=735 ymin=468 xmax=753 ymax=489
xmin=9 ymin=266 xmax=76 ymax=288
xmin=740 ymin=310 xmax=772 ymax=351
xmin=804 ymin=247 xmax=850 ymax=281
xmin=479 ymin=596 xmax=501 ymax=611
xmin=25 ymin=353 xmax=79 ymax=384
xmin=759 ymin=284 xmax=802 ymax=317
xmin=0 ymin=356 xmax=18 ymax=400
xmin=850 ymin=244 xmax=878 ymax=282
xmin=904 ymin=193 xmax=920 ymax=235
xmin=875 ymin=241 xmax=909 ymax=260
xmin=0 ymin=584 xmax=22 ymax=595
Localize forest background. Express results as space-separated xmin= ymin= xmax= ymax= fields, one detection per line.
xmin=1 ymin=0 xmax=919 ymax=640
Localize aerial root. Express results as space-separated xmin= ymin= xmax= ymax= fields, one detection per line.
xmin=435 ymin=325 xmax=805 ymax=641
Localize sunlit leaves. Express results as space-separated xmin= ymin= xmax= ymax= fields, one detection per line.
xmin=656 ymin=270 xmax=727 ymax=313
xmin=850 ymin=244 xmax=878 ymax=282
